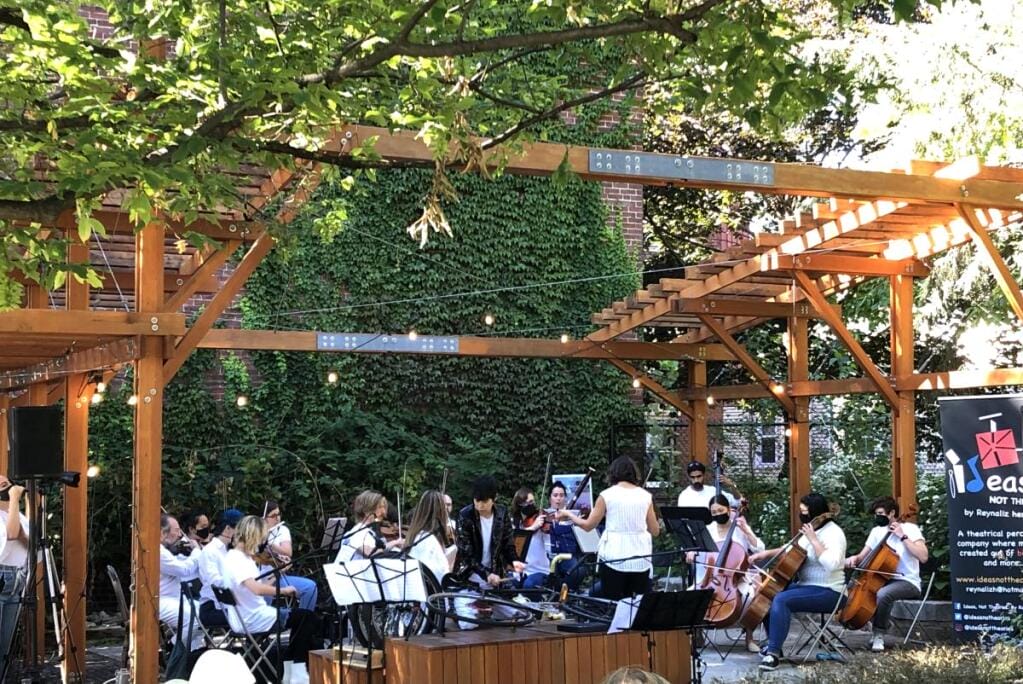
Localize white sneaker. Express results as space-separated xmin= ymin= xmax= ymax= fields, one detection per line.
xmin=870 ymin=635 xmax=885 ymax=652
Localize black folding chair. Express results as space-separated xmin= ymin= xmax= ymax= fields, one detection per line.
xmin=211 ymin=584 xmax=282 ymax=683
xmin=891 ymin=558 xmax=941 ymax=646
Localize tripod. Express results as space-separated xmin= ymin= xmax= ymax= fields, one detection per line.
xmin=13 ymin=480 xmax=82 ymax=683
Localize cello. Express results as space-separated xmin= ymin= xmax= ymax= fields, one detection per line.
xmin=840 ymin=505 xmax=918 ymax=629
xmin=739 ymin=506 xmax=838 ymax=631
xmin=699 ymin=499 xmax=751 ymax=627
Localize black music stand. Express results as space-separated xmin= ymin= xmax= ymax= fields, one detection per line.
xmin=628 ymin=589 xmax=714 ymax=684
xmin=660 ymin=507 xmax=717 ymax=588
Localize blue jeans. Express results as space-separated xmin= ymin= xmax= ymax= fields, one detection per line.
xmin=522 ymin=572 xmax=548 ymax=588
xmin=0 ymin=565 xmax=25 ymax=680
xmin=277 ymin=574 xmax=318 ymax=612
xmin=764 ymin=584 xmax=842 ymax=656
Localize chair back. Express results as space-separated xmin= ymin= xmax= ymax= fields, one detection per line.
xmin=106 ymin=565 xmax=130 ymax=669
xmin=181 ymin=578 xmax=203 ymax=601
xmin=211 ymin=584 xmax=237 ymax=606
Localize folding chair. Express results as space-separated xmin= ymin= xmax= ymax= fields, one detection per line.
xmin=891 ymin=558 xmax=941 ymax=646
xmin=791 ymin=587 xmax=852 ymax=663
xmin=106 ymin=565 xmax=131 ymax=669
xmin=211 ymin=584 xmax=283 ymax=683
xmin=181 ymin=578 xmax=231 ymax=649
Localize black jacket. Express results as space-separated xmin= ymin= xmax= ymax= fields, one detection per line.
xmin=454 ymin=503 xmax=517 ymax=580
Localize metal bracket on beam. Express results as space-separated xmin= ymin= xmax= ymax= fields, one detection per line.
xmin=317 ymin=333 xmax=460 ymax=354
xmin=589 ymin=150 xmax=776 ymax=186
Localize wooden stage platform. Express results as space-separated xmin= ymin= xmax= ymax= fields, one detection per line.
xmin=311 ymin=623 xmax=692 ymax=684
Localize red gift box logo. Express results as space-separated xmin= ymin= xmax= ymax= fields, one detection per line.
xmin=975 ymin=429 xmax=1019 ymax=469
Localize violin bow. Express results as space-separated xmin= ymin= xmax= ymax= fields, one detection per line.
xmin=537 ymin=452 xmax=554 ymax=507
xmin=440 ymin=467 xmax=449 ymax=496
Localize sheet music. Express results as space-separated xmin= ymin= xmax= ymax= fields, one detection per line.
xmin=607 ymin=596 xmax=642 ymax=634
xmin=323 ymin=558 xmax=427 ymax=606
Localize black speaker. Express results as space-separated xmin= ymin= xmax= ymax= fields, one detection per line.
xmin=7 ymin=406 xmax=64 ymax=480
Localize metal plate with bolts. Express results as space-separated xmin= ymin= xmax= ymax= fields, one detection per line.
xmin=317 ymin=333 xmax=460 ymax=354
xmin=588 ymin=150 xmax=776 ymax=187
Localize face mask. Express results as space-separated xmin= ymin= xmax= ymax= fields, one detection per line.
xmin=712 ymin=513 xmax=730 ymax=525
xmin=520 ymin=503 xmax=538 ymax=520
xmin=691 ymin=482 xmax=704 ymax=491
xmin=195 ymin=527 xmax=211 ymax=539
xmin=799 ymin=513 xmax=812 ymax=525
xmin=874 ymin=514 xmax=890 ymax=528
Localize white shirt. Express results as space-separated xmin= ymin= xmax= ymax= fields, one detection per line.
xmin=523 ymin=529 xmax=549 ymax=576
xmin=692 ymin=522 xmax=765 ymax=581
xmin=479 ymin=515 xmax=494 ymax=568
xmin=159 ymin=545 xmax=200 ymax=601
xmin=198 ymin=537 xmax=229 ymax=604
xmin=222 ymin=549 xmax=278 ymax=633
xmin=796 ymin=521 xmax=847 ymax=592
xmin=676 ymin=486 xmax=716 ymax=509
xmin=267 ymin=522 xmax=291 ymax=550
xmin=863 ymin=522 xmax=925 ymax=591
xmin=407 ymin=532 xmax=450 ymax=585
xmin=598 ymin=484 xmax=652 ymax=574
xmin=336 ymin=522 xmax=378 ymax=563
xmin=0 ymin=510 xmax=29 ymax=567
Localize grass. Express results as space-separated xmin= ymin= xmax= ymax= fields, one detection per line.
xmin=726 ymin=644 xmax=1023 ymax=684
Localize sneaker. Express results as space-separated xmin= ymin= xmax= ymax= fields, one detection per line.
xmin=871 ymin=635 xmax=885 ymax=652
xmin=746 ymin=641 xmax=761 ymax=653
xmin=759 ymin=654 xmax=780 ymax=671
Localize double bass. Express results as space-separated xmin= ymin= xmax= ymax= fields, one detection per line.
xmin=739 ymin=507 xmax=838 ymax=631
xmin=840 ymin=505 xmax=918 ymax=629
xmin=699 ymin=499 xmax=751 ymax=627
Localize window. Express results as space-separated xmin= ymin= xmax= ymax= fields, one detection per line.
xmin=760 ymin=436 xmax=777 ymax=464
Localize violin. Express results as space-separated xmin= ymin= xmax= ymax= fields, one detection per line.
xmin=840 ymin=504 xmax=919 ymax=629
xmin=739 ymin=505 xmax=839 ymax=631
xmin=374 ymin=519 xmax=407 ymax=542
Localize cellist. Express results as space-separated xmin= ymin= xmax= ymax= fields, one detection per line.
xmin=750 ymin=493 xmax=846 ymax=672
xmin=844 ymin=496 xmax=928 ymax=653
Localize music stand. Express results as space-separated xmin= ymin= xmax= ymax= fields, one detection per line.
xmin=320 ymin=516 xmax=347 ymax=552
xmin=625 ymin=590 xmax=715 ymax=684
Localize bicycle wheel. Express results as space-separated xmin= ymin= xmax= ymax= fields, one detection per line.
xmin=560 ymin=593 xmax=617 ymax=623
xmin=426 ymin=592 xmax=535 ymax=628
xmin=350 ymin=601 xmax=431 ymax=649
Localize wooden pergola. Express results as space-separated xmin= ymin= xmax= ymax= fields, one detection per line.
xmin=3 ymin=126 xmax=1023 ymax=682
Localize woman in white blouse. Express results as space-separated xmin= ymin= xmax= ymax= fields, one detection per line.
xmin=402 ymin=490 xmax=454 ymax=586
xmin=557 ymin=456 xmax=660 ymax=600
xmin=335 ymin=490 xmax=404 ymax=563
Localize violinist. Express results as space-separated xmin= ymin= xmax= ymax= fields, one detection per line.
xmin=686 ymin=495 xmax=764 ymax=652
xmin=511 ymin=487 xmax=552 ymax=588
xmin=181 ymin=509 xmax=213 ymax=549
xmin=548 ymin=481 xmax=585 ymax=590
xmin=844 ymin=496 xmax=928 ymax=653
xmin=676 ymin=461 xmax=716 ymax=509
xmin=454 ymin=475 xmax=525 ymax=588
xmin=335 ymin=490 xmax=405 ymax=562
xmin=750 ymin=493 xmax=846 ymax=672
xmin=261 ymin=500 xmax=318 ymax=613
xmin=443 ymin=493 xmax=457 ymax=543
xmin=558 ymin=456 xmax=660 ymax=600
xmin=403 ymin=490 xmax=454 ymax=586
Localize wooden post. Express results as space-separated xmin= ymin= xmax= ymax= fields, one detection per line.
xmin=0 ymin=395 xmax=8 ymax=475
xmin=63 ymin=240 xmax=90 ymax=683
xmin=129 ymin=222 xmax=165 ymax=684
xmin=24 ymin=284 xmax=48 ymax=662
xmin=890 ymin=275 xmax=917 ymax=513
xmin=786 ymin=317 xmax=811 ymax=534
xmin=688 ymin=362 xmax=708 ymax=465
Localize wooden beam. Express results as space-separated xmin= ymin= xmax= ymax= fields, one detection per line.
xmin=793 ymin=271 xmax=900 ymax=411
xmin=130 ymin=221 xmax=164 ymax=684
xmin=688 ymin=363 xmax=708 ymax=465
xmin=0 ymin=310 xmax=184 ymax=336
xmin=162 ymin=239 xmax=241 ymax=312
xmin=63 ymin=240 xmax=89 ymax=683
xmin=605 ymin=358 xmax=693 ymax=419
xmin=787 ymin=316 xmax=811 ymax=535
xmin=675 ymin=298 xmax=837 ymax=319
xmin=348 ymin=125 xmax=1023 ymax=209
xmin=891 ymin=274 xmax=916 ymax=513
xmin=51 ymin=210 xmax=263 ymax=242
xmin=696 ymin=313 xmax=796 ymax=415
xmin=196 ymin=329 xmax=734 ymax=361
xmin=773 ymin=253 xmax=929 ymax=278
xmin=0 ymin=339 xmax=136 ymax=391
xmin=956 ymin=204 xmax=1023 ymax=324
xmin=163 ymin=233 xmax=274 ymax=382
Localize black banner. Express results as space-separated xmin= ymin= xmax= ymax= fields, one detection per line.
xmin=939 ymin=395 xmax=1023 ymax=640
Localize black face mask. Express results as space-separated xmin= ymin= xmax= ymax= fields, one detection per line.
xmin=874 ymin=514 xmax=890 ymax=528
xmin=519 ymin=502 xmax=538 ymax=520
xmin=195 ymin=527 xmax=211 ymax=539
xmin=799 ymin=513 xmax=812 ymax=525
xmin=712 ymin=513 xmax=730 ymax=525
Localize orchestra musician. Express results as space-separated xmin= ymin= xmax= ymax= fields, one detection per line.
xmin=261 ymin=500 xmax=319 ymax=613
xmin=197 ymin=508 xmax=243 ymax=629
xmin=686 ymin=494 xmax=765 ymax=652
xmin=180 ymin=509 xmax=213 ymax=549
xmin=0 ymin=477 xmax=28 ymax=678
xmin=548 ymin=481 xmax=586 ymax=590
xmin=750 ymin=493 xmax=846 ymax=671
xmin=158 ymin=512 xmax=204 ymax=653
xmin=454 ymin=475 xmax=525 ymax=588
xmin=222 ymin=515 xmax=321 ymax=684
xmin=558 ymin=456 xmax=660 ymax=600
xmin=676 ymin=461 xmax=716 ymax=508
xmin=335 ymin=490 xmax=405 ymax=562
xmin=443 ymin=492 xmax=457 ymax=542
xmin=511 ymin=487 xmax=552 ymax=588
xmin=844 ymin=496 xmax=928 ymax=652
xmin=402 ymin=490 xmax=455 ymax=586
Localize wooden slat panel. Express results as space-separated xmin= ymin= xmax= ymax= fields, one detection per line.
xmin=457 ymin=644 xmax=472 ymax=684
xmin=577 ymin=633 xmax=591 ymax=684
xmin=537 ymin=635 xmax=554 ymax=684
xmin=484 ymin=644 xmax=498 ymax=684
xmin=442 ymin=646 xmax=458 ymax=684
xmin=523 ymin=640 xmax=539 ymax=684
xmin=498 ymin=644 xmax=514 ymax=684
xmin=562 ymin=636 xmax=577 ymax=684
xmin=469 ymin=638 xmax=486 ymax=683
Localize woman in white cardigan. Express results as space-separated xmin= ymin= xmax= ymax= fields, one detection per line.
xmin=749 ymin=492 xmax=846 ymax=671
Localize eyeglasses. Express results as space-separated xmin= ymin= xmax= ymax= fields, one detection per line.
xmin=266 ymin=511 xmax=281 ymax=519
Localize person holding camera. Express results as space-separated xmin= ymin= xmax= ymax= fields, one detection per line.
xmin=159 ymin=512 xmax=204 ymax=653
xmin=0 ymin=476 xmax=28 ymax=679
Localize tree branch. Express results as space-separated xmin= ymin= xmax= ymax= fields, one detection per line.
xmin=396 ymin=0 xmax=441 ymax=44
xmin=0 ymin=192 xmax=76 ymax=225
xmin=0 ymin=7 xmax=124 ymax=59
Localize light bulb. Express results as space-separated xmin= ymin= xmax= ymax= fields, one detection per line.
xmin=560 ymin=333 xmax=570 ymax=344
xmin=236 ymin=395 xmax=248 ymax=408
xmin=327 ymin=371 xmax=339 ymax=385
xmin=96 ymin=381 xmax=106 ymax=393
xmin=87 ymin=465 xmax=101 ymax=478
xmin=483 ymin=313 xmax=495 ymax=326
xmin=127 ymin=395 xmax=138 ymax=406
xmin=408 ymin=330 xmax=418 ymax=341
xmin=706 ymin=395 xmax=716 ymax=407
xmin=632 ymin=377 xmax=642 ymax=389
xmin=90 ymin=392 xmax=104 ymax=405
xmin=784 ymin=428 xmax=793 ymax=438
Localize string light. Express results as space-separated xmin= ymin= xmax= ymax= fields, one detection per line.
xmin=560 ymin=333 xmax=570 ymax=344
xmin=87 ymin=465 xmax=101 ymax=478
xmin=483 ymin=313 xmax=495 ymax=326
xmin=236 ymin=395 xmax=248 ymax=408
xmin=95 ymin=381 xmax=106 ymax=394
xmin=632 ymin=377 xmax=642 ymax=389
xmin=90 ymin=392 xmax=104 ymax=405
xmin=771 ymin=383 xmax=785 ymax=395
xmin=784 ymin=427 xmax=793 ymax=438
xmin=327 ymin=371 xmax=339 ymax=385
xmin=127 ymin=394 xmax=138 ymax=406
xmin=408 ymin=330 xmax=418 ymax=341
xmin=706 ymin=395 xmax=715 ymax=406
